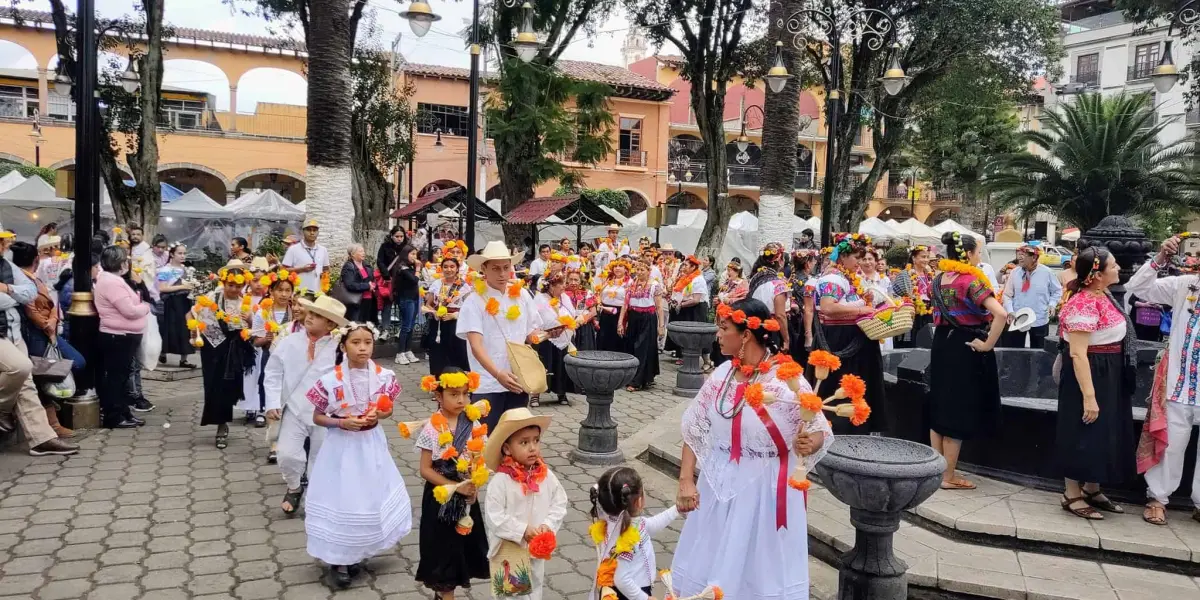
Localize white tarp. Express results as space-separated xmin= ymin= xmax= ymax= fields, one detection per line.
xmin=1061 ymin=228 xmax=1080 ymax=242
xmin=225 ymin=189 xmax=305 ymax=221
xmin=932 ymin=218 xmax=984 ymax=241
xmin=0 ymin=177 xmax=73 ymax=240
xmin=891 ymin=218 xmax=943 ymax=246
xmin=858 ymin=217 xmax=903 ymax=241
xmin=0 ymin=177 xmax=73 ymax=209
xmin=0 ymin=171 xmax=25 ymax=195
xmin=161 ymin=188 xmax=232 ymax=220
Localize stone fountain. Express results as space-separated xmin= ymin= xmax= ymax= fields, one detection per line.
xmin=814 ymin=436 xmax=945 ymax=599
xmin=666 ymin=321 xmax=717 ymax=397
xmin=565 ymin=350 xmax=638 ymax=465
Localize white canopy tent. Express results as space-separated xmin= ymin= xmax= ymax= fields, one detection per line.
xmin=858 ymin=217 xmax=903 ymax=242
xmin=932 ymin=218 xmax=984 ymax=241
xmin=891 ymin=218 xmax=943 ymax=246
xmin=0 ymin=177 xmax=74 ymax=240
xmin=0 ymin=171 xmax=25 ymax=195
xmin=161 ymin=188 xmax=232 ymax=220
xmin=225 ymin=189 xmax=305 ymax=221
xmin=1060 ymin=228 xmax=1080 ymax=242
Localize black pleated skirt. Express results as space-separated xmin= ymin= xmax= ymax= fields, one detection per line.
xmin=929 ymin=326 xmax=1000 ymax=441
xmin=415 ymin=463 xmax=489 ymax=592
xmin=624 ymin=310 xmax=660 ymax=389
xmin=1055 ymin=346 xmax=1136 ymax=486
xmin=597 ymin=308 xmax=623 ymax=352
xmin=807 ymin=322 xmax=887 ymax=435
xmin=200 ymin=338 xmax=243 ymax=426
xmin=574 ymin=317 xmax=598 ymax=351
xmin=160 ymin=291 xmax=195 ymax=357
xmin=429 ymin=317 xmax=469 ymax=376
xmin=537 ymin=340 xmax=576 ymax=397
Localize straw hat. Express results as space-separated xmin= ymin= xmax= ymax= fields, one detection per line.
xmin=606 ymin=224 xmax=621 ymax=231
xmin=1009 ymin=307 xmax=1037 ymax=333
xmin=249 ymin=256 xmax=271 ymax=273
xmin=483 ymin=408 xmax=551 ymax=471
xmin=297 ymin=295 xmax=349 ymax=327
xmin=37 ymin=235 xmax=61 ymax=249
xmin=224 ymin=259 xmax=249 ymax=270
xmin=466 ymin=240 xmax=519 ymax=272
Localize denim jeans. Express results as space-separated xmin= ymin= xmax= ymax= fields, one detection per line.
xmin=395 ymin=298 xmax=419 ymax=352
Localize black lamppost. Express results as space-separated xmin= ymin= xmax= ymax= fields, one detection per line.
xmin=1146 ymin=0 xmax=1199 ymax=95
xmin=764 ymin=7 xmax=910 ymax=248
xmin=664 ymin=155 xmax=692 ymax=244
xmin=402 ymin=0 xmax=540 ymax=247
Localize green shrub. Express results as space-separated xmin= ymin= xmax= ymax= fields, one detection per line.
xmin=0 ymin=164 xmax=56 ymax=185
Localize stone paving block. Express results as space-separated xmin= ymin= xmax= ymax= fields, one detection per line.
xmin=12 ymin=537 xmax=62 ymax=556
xmin=1018 ymin=552 xmax=1104 ymax=587
xmin=2 ymin=553 xmax=53 ymax=575
xmin=281 ymin=582 xmax=332 ymax=600
xmin=1025 ymin=576 xmax=1118 ymax=600
xmin=92 ymin=563 xmax=145 ymax=585
xmin=234 ymin=578 xmax=284 ymax=599
xmin=938 ymin=563 xmax=1026 ymax=600
xmin=47 ymin=559 xmax=98 ymax=580
xmin=936 ymin=544 xmax=1022 ymax=575
xmin=37 ymin=578 xmax=93 ymax=600
xmin=56 ymin=543 xmax=105 ymax=561
xmin=189 ymin=572 xmax=237 ymax=595
xmin=956 ymin=500 xmax=1017 ymax=537
xmin=1102 ymin=562 xmax=1200 ymax=594
xmin=86 ymin=582 xmax=141 ymax=600
xmin=136 ymin=588 xmax=189 ymax=600
xmin=1095 ymin=514 xmax=1192 ymax=560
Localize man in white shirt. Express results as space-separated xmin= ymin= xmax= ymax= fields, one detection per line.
xmin=282 ymin=219 xmax=330 ymax=294
xmin=262 ymin=295 xmax=345 ymax=515
xmin=457 ymin=241 xmax=557 ymax=430
xmin=528 ymin=244 xmax=551 ymax=280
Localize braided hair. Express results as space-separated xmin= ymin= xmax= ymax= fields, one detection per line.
xmin=589 ymin=466 xmax=644 ymax=537
xmin=940 ymin=231 xmax=978 ymax=263
xmin=1065 ymin=246 xmax=1112 ymax=295
xmin=722 ymin=298 xmax=782 ymax=356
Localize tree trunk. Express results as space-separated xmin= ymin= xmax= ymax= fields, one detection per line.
xmin=116 ymin=0 xmax=165 ymax=237
xmin=757 ymin=0 xmax=803 ymax=252
xmin=350 ymin=125 xmax=392 ymax=248
xmin=693 ymin=85 xmax=730 ymax=259
xmin=306 ymin=0 xmax=355 ymax=265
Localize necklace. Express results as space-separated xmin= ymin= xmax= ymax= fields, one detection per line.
xmin=715 ymin=351 xmax=771 ymax=419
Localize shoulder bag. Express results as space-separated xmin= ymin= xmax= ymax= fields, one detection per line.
xmin=489 ymin=489 xmax=535 ymax=597
xmin=492 ymin=308 xmax=548 ymax=396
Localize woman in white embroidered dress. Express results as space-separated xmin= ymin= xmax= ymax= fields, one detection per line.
xmin=671 ymin=298 xmax=833 ymax=600
xmin=860 ymin=248 xmax=895 ymax=351
xmin=532 ymin=273 xmax=577 ymax=407
xmin=596 ymin=260 xmax=631 ymax=352
xmin=303 ymin=323 xmax=411 ymax=587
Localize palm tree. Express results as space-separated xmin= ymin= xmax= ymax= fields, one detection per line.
xmin=305 ymin=0 xmax=355 ymax=261
xmin=985 ymin=92 xmax=1200 ymax=232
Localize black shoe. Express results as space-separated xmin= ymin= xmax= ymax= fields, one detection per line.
xmin=158 ymin=354 xmax=167 ymax=365
xmin=254 ymin=414 xmax=266 ymax=428
xmin=132 ymin=399 xmax=155 ymax=412
xmin=179 ymin=361 xmax=196 ymax=369
xmin=332 ymin=565 xmax=351 ymax=588
xmin=129 ymin=416 xmax=146 ymax=427
xmin=301 ymin=474 xmax=308 ymax=489
xmin=106 ymin=419 xmax=139 ymax=429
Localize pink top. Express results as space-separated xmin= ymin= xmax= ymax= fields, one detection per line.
xmin=94 ymin=270 xmax=150 ymax=335
xmin=1059 ymin=291 xmax=1125 ymax=335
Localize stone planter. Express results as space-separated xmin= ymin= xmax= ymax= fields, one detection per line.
xmin=565 ymin=350 xmax=638 ymax=465
xmin=814 ymin=435 xmax=946 ymax=600
xmin=666 ymin=321 xmax=717 ymax=397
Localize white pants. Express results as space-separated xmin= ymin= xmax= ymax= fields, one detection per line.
xmin=277 ymin=406 xmax=326 ymax=490
xmin=1145 ymin=402 xmax=1200 ymax=507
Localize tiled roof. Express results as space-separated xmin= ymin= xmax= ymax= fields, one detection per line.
xmin=4 ymin=9 xmax=306 ymax=52
xmin=655 ymin=55 xmax=687 ymax=67
xmin=403 ymin=60 xmax=673 ymax=99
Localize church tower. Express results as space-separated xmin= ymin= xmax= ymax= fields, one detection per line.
xmin=621 ymin=28 xmax=648 ymax=68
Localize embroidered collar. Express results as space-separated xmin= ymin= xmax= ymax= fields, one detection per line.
xmin=497 ymin=456 xmax=548 ymax=495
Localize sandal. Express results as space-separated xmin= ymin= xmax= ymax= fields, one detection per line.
xmin=332 ymin=565 xmax=351 ymax=588
xmin=529 ymin=396 xmax=541 ymax=408
xmin=939 ymin=478 xmax=976 ymax=490
xmin=1062 ymin=494 xmax=1104 ymax=520
xmin=254 ymin=414 xmax=266 ymax=428
xmin=215 ymin=424 xmax=228 ymax=449
xmin=281 ymin=488 xmax=303 ymax=516
xmin=1084 ymin=490 xmax=1125 ymax=513
xmin=1144 ymin=503 xmax=1168 ymax=526
xmin=626 ymin=386 xmax=638 ymax=392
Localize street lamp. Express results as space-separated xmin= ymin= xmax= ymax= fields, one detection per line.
xmin=29 ymin=114 xmax=44 ymax=167
xmin=512 ymin=3 xmax=541 ymax=63
xmin=736 ymin=105 xmax=765 ymax=161
xmin=771 ymin=6 xmax=906 ymax=247
xmin=120 ymin=59 xmax=140 ymax=94
xmin=398 ymin=0 xmax=441 ymax=38
xmin=434 ymin=128 xmax=445 ymax=152
xmin=1150 ymin=1 xmax=1200 ymax=94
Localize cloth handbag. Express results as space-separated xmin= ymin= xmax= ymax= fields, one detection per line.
xmin=489 ymin=502 xmax=535 ymax=596
xmin=141 ymin=312 xmax=162 ymax=372
xmin=492 ymin=314 xmax=548 ymax=395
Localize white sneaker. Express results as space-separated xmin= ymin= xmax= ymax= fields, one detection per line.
xmin=395 ymin=353 xmax=410 ymax=365
xmin=406 ymin=351 xmax=420 ymax=362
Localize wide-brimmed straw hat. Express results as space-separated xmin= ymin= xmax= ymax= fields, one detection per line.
xmin=466 ymin=240 xmax=519 ymax=272
xmin=249 ymin=256 xmax=271 ymax=273
xmin=1009 ymin=307 xmax=1037 ymax=333
xmin=297 ymin=295 xmax=349 ymax=327
xmin=483 ymin=408 xmax=551 ymax=471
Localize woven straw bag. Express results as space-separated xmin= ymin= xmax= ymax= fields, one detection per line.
xmin=856 ymin=302 xmax=916 ymax=341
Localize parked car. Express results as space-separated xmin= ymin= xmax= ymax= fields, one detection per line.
xmin=1039 ymin=245 xmax=1072 ymax=268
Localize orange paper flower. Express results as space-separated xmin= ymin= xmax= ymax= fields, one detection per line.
xmin=528 ymin=530 xmax=557 ymax=560
xmin=839 ymin=374 xmax=867 ymax=401
xmin=467 ymin=437 xmax=485 ymax=453
xmin=744 ymin=383 xmax=765 ymax=409
xmin=441 ymin=447 xmax=459 ymax=460
xmin=731 ymin=310 xmax=746 ymax=324
xmin=851 ymin=399 xmax=871 ymax=426
xmin=747 ymin=316 xmax=762 ymax=330
xmin=763 ymin=318 xmax=781 ymax=332
xmin=430 ymin=412 xmax=448 ymax=429
xmin=799 ymin=393 xmax=824 ymax=413
xmin=716 ymin=304 xmax=733 ymax=319
xmin=472 ymin=424 xmax=488 ymax=438
xmin=596 ymin=558 xmax=617 ymax=588
xmin=758 ymin=361 xmax=772 ymax=374
xmin=557 ymin=315 xmax=576 ymax=330
xmin=788 ymin=477 xmax=812 ymax=491
xmin=376 ymin=396 xmax=393 ymax=413
xmin=807 ymin=350 xmax=841 ymax=371
xmin=777 ymin=362 xmax=803 ymax=381
xmin=739 ymin=364 xmax=756 ymax=378
xmin=420 ymin=375 xmax=439 ymax=392
xmin=507 ymin=281 xmax=523 ymax=299
xmin=467 ymin=372 xmax=481 ymax=391
xmin=485 ymin=297 xmax=500 ymax=316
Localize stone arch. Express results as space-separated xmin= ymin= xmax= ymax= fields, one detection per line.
xmin=230 ymin=168 xmax=307 ymax=202
xmin=667 ymin=190 xmax=705 ymax=210
xmin=617 ymin=188 xmax=649 ymax=217
xmin=0 ymin=153 xmax=33 ymax=167
xmin=163 ymin=58 xmax=232 ymax=110
xmin=877 ymin=205 xmax=913 ymax=221
xmin=49 ymin=158 xmax=132 ymax=177
xmin=234 ymin=67 xmax=309 ymax=113
xmin=926 ymin=208 xmax=959 ymax=225
xmin=158 ymin=163 xmax=230 ymax=202
xmin=0 ymin=39 xmax=44 ymax=70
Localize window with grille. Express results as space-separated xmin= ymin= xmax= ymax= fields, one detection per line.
xmin=46 ymin=90 xmax=75 ymax=122
xmin=161 ymin=99 xmax=207 ymax=130
xmin=619 ymin=117 xmax=643 ymax=166
xmin=417 ymin=102 xmax=470 ymax=137
xmin=1132 ymin=43 xmax=1160 ymax=79
xmin=1075 ymin=54 xmax=1099 ymax=84
xmin=0 ymin=84 xmax=38 ymax=119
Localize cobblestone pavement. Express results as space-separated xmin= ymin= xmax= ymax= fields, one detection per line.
xmin=0 ymin=357 xmax=690 ymax=600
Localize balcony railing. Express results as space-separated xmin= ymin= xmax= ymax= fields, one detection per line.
xmin=728 ymin=165 xmax=760 ymax=187
xmin=1071 ymin=71 xmax=1100 ymax=87
xmin=1128 ymin=64 xmax=1156 ymax=81
xmin=617 ymin=149 xmax=648 ymax=167
xmin=1188 ymin=109 xmax=1200 ymax=127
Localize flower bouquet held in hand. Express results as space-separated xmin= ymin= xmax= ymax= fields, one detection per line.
xmin=659 ymin=570 xmax=724 ymax=600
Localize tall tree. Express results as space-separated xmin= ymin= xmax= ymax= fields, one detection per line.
xmin=12 ymin=0 xmax=170 ymax=232
xmin=794 ymin=0 xmax=1060 ymax=232
xmin=907 ymin=64 xmax=1022 ymax=230
xmin=758 ymin=0 xmax=806 ymax=250
xmin=624 ymin=0 xmax=762 ymax=257
xmin=985 ymin=93 xmax=1200 ymax=232
xmin=484 ymin=0 xmax=617 ymax=244
xmin=304 ymin=0 xmax=355 ymax=262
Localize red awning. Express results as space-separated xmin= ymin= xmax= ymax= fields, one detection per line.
xmin=391 ymin=186 xmax=461 ymax=218
xmin=504 ymin=196 xmax=579 ymax=225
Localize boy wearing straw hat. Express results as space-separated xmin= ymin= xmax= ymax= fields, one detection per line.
xmin=263 ymin=294 xmax=347 ymax=516
xmin=482 ymin=408 xmax=567 ymax=600
xmin=457 ymin=241 xmax=560 ymax=430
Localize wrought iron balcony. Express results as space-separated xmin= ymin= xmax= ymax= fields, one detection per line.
xmin=1070 ymin=71 xmax=1100 ymax=87
xmin=1128 ymin=64 xmax=1156 ymax=81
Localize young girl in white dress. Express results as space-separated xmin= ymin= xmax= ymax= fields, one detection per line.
xmin=303 ymin=322 xmax=412 ymax=588
xmin=588 ymin=467 xmax=679 ymax=600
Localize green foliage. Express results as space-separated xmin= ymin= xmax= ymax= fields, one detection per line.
xmin=1136 ymin=208 xmax=1189 ymax=244
xmin=884 ymin=245 xmax=911 ymax=270
xmin=255 ymin=233 xmax=287 ymax=261
xmin=550 ymin=186 xmax=630 ymax=213
xmin=984 ymin=93 xmax=1200 ymax=232
xmin=486 ymin=60 xmax=615 ymax=189
xmin=0 ymin=164 xmax=55 ymax=185
xmin=351 ymin=27 xmax=415 ymax=174
xmin=908 ymin=66 xmax=1023 ymax=190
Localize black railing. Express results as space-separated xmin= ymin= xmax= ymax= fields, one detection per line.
xmin=1128 ymin=64 xmax=1156 ymax=81
xmin=728 ymin=165 xmax=760 ymax=187
xmin=1071 ymin=71 xmax=1100 ymax=86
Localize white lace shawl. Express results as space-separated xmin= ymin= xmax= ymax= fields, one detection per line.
xmin=680 ymin=361 xmax=833 ymax=503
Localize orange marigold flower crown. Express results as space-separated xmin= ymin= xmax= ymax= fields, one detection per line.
xmin=715 ymin=303 xmax=780 ymax=331
xmin=419 ymin=371 xmax=482 ymax=393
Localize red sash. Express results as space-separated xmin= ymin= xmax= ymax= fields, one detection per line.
xmin=730 ymin=383 xmax=797 ymax=530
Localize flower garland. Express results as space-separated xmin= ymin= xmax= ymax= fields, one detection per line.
xmin=906 ymin=267 xmax=932 ymax=316
xmin=836 ymin=264 xmax=866 ymax=300
xmin=590 ymin=519 xmax=643 ymax=600
xmin=936 ymin=259 xmax=991 ymax=291
xmin=671 ymin=269 xmax=701 ymax=295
